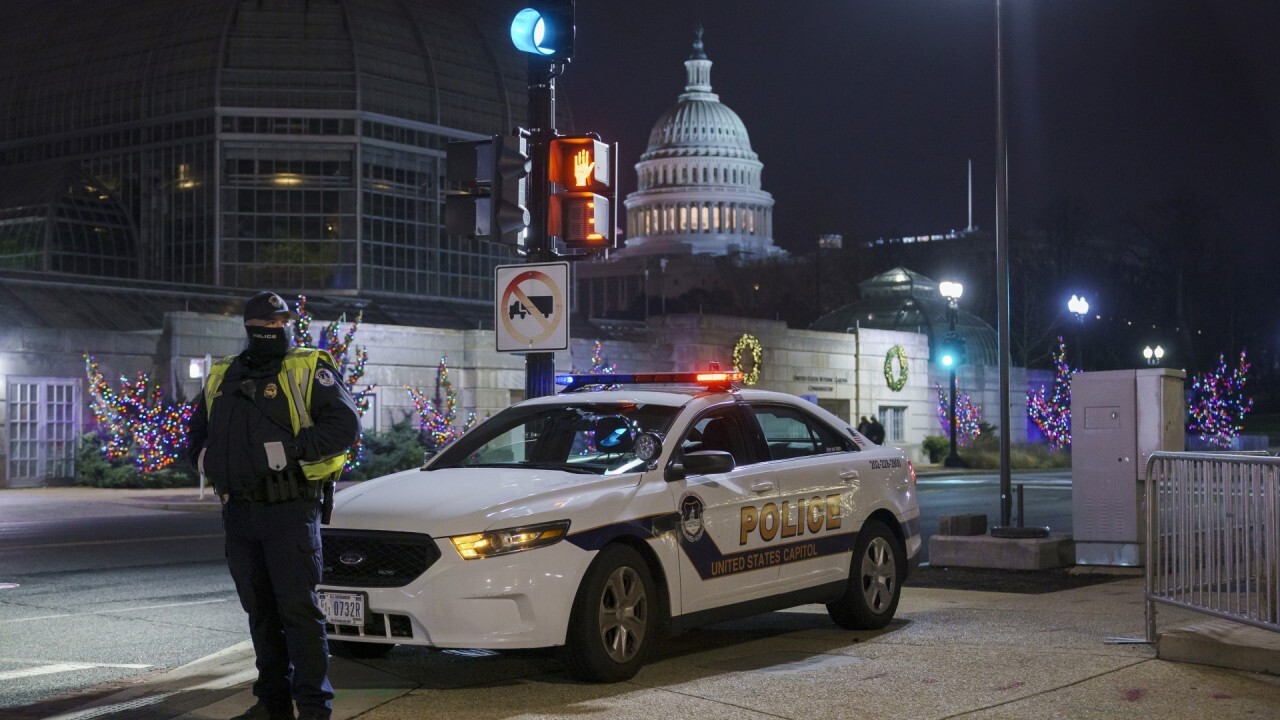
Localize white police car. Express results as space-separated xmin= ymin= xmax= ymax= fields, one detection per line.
xmin=317 ymin=370 xmax=920 ymax=682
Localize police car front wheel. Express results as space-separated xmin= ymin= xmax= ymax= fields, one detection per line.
xmin=826 ymin=519 xmax=903 ymax=630
xmin=560 ymin=544 xmax=658 ymax=682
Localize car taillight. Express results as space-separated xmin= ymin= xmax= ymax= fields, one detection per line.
xmin=907 ymin=460 xmax=917 ymax=486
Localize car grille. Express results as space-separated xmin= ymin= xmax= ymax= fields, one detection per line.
xmin=321 ymin=529 xmax=441 ymax=588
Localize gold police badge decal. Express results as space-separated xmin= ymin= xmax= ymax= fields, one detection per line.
xmin=263 ymin=383 xmax=279 ymax=399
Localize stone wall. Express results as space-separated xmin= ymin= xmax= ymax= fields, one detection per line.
xmin=0 ymin=310 xmax=959 ymax=486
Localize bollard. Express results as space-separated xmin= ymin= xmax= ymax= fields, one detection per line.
xmin=1015 ymin=482 xmax=1024 ymax=528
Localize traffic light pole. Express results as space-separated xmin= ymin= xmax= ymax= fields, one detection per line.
xmin=524 ymin=56 xmax=561 ymax=399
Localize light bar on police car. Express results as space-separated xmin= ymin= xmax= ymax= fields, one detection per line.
xmin=556 ymin=370 xmax=744 ymax=391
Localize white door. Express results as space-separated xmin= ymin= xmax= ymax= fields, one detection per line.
xmin=7 ymin=379 xmax=80 ymax=487
xmin=749 ymin=403 xmax=868 ymax=591
xmin=671 ymin=407 xmax=781 ymax=614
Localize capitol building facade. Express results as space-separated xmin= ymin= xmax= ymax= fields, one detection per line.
xmin=622 ymin=27 xmax=781 ymax=259
xmin=575 ymin=28 xmax=783 ymax=318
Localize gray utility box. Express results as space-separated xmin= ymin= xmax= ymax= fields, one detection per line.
xmin=1071 ymin=368 xmax=1185 ymax=566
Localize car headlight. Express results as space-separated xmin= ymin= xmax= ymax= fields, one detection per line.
xmin=449 ymin=520 xmax=571 ymax=560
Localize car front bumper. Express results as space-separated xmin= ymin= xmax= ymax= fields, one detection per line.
xmin=319 ymin=536 xmax=595 ymax=650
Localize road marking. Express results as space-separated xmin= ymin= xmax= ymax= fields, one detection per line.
xmin=0 ymin=662 xmax=152 ymax=681
xmin=0 ymin=534 xmax=222 ymax=551
xmin=0 ymin=598 xmax=230 ymax=624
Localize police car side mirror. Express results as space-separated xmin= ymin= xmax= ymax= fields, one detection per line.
xmin=667 ymin=450 xmax=735 ymax=482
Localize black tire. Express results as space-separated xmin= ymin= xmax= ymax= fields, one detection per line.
xmin=559 ymin=544 xmax=657 ymax=682
xmin=827 ymin=519 xmax=904 ymax=630
xmin=329 ymin=639 xmax=395 ymax=659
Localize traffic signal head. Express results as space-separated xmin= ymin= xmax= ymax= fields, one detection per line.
xmin=510 ymin=1 xmax=574 ymax=60
xmin=444 ymin=134 xmax=530 ymax=249
xmin=548 ymin=137 xmax=609 ymax=190
xmin=490 ymin=135 xmax=532 ymax=247
xmin=548 ymin=136 xmax=615 ymax=251
xmin=938 ymin=334 xmax=967 ymax=368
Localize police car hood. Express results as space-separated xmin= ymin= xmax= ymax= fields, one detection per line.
xmin=329 ymin=465 xmax=642 ymax=536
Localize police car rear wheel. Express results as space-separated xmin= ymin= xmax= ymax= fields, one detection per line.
xmin=329 ymin=639 xmax=395 ymax=659
xmin=826 ymin=519 xmax=903 ymax=630
xmin=560 ymin=544 xmax=656 ymax=682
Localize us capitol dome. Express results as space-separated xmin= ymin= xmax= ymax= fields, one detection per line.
xmin=622 ymin=26 xmax=781 ymax=258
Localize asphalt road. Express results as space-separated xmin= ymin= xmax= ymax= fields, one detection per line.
xmin=0 ymin=494 xmax=243 ymax=712
xmin=916 ymin=469 xmax=1072 ymax=563
xmin=0 ymin=470 xmax=1075 ymax=712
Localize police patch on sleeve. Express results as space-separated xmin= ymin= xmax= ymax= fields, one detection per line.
xmin=316 ymin=368 xmax=336 ymax=387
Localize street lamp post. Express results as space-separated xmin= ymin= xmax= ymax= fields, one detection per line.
xmin=1068 ymin=294 xmax=1089 ymax=369
xmin=939 ymin=281 xmax=964 ymax=467
xmin=1143 ymin=345 xmax=1164 ymax=366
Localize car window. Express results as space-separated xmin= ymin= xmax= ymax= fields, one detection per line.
xmin=752 ymin=405 xmax=855 ymax=461
xmin=680 ymin=410 xmax=753 ymax=468
xmin=430 ymin=402 xmax=679 ymax=475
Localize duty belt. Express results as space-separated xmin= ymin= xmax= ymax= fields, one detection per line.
xmin=220 ymin=469 xmax=318 ymax=504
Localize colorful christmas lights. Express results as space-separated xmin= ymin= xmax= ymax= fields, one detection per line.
xmin=934 ymin=383 xmax=982 ymax=447
xmin=84 ymin=355 xmax=194 ymax=473
xmin=1188 ymin=349 xmax=1253 ymax=449
xmin=1026 ymin=336 xmax=1074 ymax=451
xmin=406 ymin=357 xmax=478 ymax=450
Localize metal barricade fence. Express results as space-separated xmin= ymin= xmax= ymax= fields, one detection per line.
xmin=1145 ymin=451 xmax=1280 ymax=642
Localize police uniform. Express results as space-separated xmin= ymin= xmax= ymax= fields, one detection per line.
xmin=187 ymin=292 xmax=359 ymax=720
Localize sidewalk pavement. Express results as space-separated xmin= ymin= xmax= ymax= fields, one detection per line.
xmin=43 ymin=576 xmax=1280 ymax=720
xmin=15 ymin=486 xmax=1280 ymax=719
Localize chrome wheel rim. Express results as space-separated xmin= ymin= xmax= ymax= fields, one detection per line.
xmin=860 ymin=536 xmax=898 ymax=613
xmin=597 ymin=565 xmax=648 ymax=663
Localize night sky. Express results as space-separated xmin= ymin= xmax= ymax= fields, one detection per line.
xmin=547 ymin=0 xmax=1280 ymax=258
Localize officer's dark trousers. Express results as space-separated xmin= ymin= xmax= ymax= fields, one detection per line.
xmin=224 ymin=498 xmax=334 ymax=716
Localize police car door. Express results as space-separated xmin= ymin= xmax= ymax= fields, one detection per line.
xmin=670 ymin=405 xmax=782 ymax=614
xmin=748 ymin=403 xmax=869 ymax=592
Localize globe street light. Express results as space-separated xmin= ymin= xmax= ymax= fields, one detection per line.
xmin=939 ymin=281 xmax=964 ymax=467
xmin=1143 ymin=345 xmax=1165 ymax=366
xmin=1068 ymin=294 xmax=1089 ymax=369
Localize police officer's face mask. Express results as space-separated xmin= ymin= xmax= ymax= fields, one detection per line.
xmin=245 ymin=324 xmax=293 ymax=358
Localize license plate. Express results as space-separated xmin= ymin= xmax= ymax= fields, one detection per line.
xmin=318 ymin=591 xmax=365 ymax=627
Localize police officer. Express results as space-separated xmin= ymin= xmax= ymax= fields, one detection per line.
xmin=187 ymin=291 xmax=359 ymax=720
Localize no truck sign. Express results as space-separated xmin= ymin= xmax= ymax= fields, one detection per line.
xmin=495 ymin=262 xmax=569 ymax=352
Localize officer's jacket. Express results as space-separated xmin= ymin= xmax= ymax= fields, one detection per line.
xmin=187 ymin=348 xmax=360 ymax=496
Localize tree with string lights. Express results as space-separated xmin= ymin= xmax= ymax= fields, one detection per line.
xmin=934 ymin=383 xmax=982 ymax=447
xmin=406 ymin=356 xmax=477 ymax=450
xmin=1187 ymin=349 xmax=1253 ymax=450
xmin=84 ymin=355 xmax=194 ymax=473
xmin=1026 ymin=336 xmax=1074 ymax=451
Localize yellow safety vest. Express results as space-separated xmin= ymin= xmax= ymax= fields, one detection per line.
xmin=205 ymin=348 xmax=346 ymax=483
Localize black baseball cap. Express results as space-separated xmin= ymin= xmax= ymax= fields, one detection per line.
xmin=243 ymin=291 xmax=298 ymax=323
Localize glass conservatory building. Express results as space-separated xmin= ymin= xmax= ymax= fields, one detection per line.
xmin=0 ymin=0 xmax=535 ymax=308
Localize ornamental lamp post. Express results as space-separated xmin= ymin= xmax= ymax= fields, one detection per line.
xmin=1068 ymin=294 xmax=1089 ymax=369
xmin=939 ymin=281 xmax=964 ymax=467
xmin=1143 ymin=345 xmax=1164 ymax=366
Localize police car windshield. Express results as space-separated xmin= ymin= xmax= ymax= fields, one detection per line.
xmin=428 ymin=402 xmax=679 ymax=476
